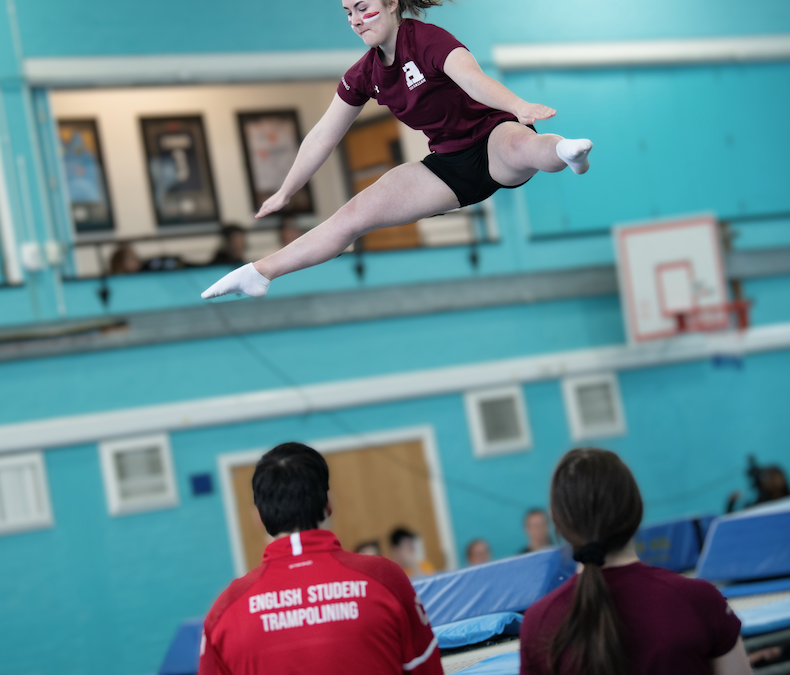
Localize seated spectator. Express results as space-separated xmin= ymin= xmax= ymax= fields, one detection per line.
xmin=210 ymin=224 xmax=247 ymax=267
xmin=465 ymin=539 xmax=491 ymax=566
xmin=354 ymin=540 xmax=381 ymax=556
xmin=762 ymin=465 xmax=789 ymax=500
xmin=389 ymin=527 xmax=436 ymax=579
xmin=519 ymin=448 xmax=751 ymax=675
xmin=726 ymin=462 xmax=789 ymax=513
xmin=109 ymin=244 xmax=184 ymax=275
xmin=199 ymin=443 xmax=442 ymax=675
xmin=520 ymin=508 xmax=553 ymax=554
xmin=109 ymin=244 xmax=142 ymax=275
xmin=279 ymin=214 xmax=303 ymax=248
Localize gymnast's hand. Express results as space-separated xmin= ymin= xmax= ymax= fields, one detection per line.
xmin=256 ymin=191 xmax=290 ymax=219
xmin=515 ymin=101 xmax=556 ymax=126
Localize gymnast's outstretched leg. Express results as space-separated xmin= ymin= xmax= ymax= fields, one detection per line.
xmin=201 ymin=162 xmax=459 ymax=299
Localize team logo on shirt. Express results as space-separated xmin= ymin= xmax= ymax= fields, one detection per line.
xmin=403 ymin=61 xmax=426 ymax=90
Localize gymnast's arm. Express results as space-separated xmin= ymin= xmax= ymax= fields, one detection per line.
xmin=256 ymin=94 xmax=364 ymax=218
xmin=443 ymin=47 xmax=556 ymax=127
xmin=711 ymin=638 xmax=753 ymax=675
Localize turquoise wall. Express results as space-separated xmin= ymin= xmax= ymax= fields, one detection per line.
xmin=513 ymin=63 xmax=790 ymax=235
xmin=11 ymin=0 xmax=790 ymax=58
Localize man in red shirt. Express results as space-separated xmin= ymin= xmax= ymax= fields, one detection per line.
xmin=199 ymin=442 xmax=442 ymax=675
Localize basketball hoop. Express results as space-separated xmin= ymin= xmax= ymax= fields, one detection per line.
xmin=670 ymin=299 xmax=753 ymax=334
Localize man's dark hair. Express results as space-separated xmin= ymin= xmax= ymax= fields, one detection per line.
xmin=252 ymin=442 xmax=329 ymax=537
xmin=390 ymin=527 xmax=416 ymax=548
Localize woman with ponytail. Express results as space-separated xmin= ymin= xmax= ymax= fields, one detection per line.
xmin=202 ymin=0 xmax=594 ymax=299
xmin=520 ymin=448 xmax=752 ymax=675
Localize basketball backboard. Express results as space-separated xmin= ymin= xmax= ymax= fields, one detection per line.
xmin=614 ymin=215 xmax=729 ymax=343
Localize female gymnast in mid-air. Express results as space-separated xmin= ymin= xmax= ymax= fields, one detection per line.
xmin=202 ymin=0 xmax=593 ymax=300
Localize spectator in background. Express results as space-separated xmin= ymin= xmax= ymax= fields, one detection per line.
xmin=519 ymin=448 xmax=751 ymax=675
xmin=520 ymin=508 xmax=553 ymax=554
xmin=355 ymin=540 xmax=382 ymax=556
xmin=465 ymin=539 xmax=491 ymax=566
xmin=109 ymin=244 xmax=184 ymax=274
xmin=279 ymin=214 xmax=303 ymax=248
xmin=109 ymin=244 xmax=142 ymax=275
xmin=210 ymin=224 xmax=247 ymax=267
xmin=199 ymin=443 xmax=442 ymax=675
xmin=726 ymin=463 xmax=789 ymax=513
xmin=390 ymin=527 xmax=436 ymax=579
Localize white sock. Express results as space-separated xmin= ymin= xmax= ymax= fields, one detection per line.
xmin=201 ymin=263 xmax=271 ymax=299
xmin=556 ymin=138 xmax=593 ymax=175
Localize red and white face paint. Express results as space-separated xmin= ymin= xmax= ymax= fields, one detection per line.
xmin=347 ymin=10 xmax=381 ymax=23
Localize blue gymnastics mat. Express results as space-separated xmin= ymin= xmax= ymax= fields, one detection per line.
xmin=159 ymin=617 xmax=203 ymax=675
xmin=633 ymin=515 xmax=714 ymax=572
xmin=413 ymin=547 xmax=576 ymax=627
xmin=455 ymin=652 xmax=520 ymax=675
xmin=697 ymin=497 xmax=790 ymax=582
xmin=434 ymin=612 xmax=522 ymax=649
xmin=737 ymin=598 xmax=790 ymax=637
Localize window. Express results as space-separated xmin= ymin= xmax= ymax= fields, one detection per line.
xmin=99 ymin=435 xmax=179 ymax=516
xmin=0 ymin=452 xmax=54 ymax=536
xmin=465 ymin=386 xmax=533 ymax=457
xmin=562 ymin=373 xmax=626 ymax=442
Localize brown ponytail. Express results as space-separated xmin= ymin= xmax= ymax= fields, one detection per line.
xmin=548 ymin=448 xmax=643 ymax=675
xmin=392 ymin=0 xmax=448 ymax=21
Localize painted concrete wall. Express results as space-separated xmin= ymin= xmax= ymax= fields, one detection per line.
xmin=12 ymin=0 xmax=790 ymax=58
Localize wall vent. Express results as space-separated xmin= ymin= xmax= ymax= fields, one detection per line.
xmin=0 ymin=452 xmax=54 ymax=536
xmin=100 ymin=434 xmax=179 ymax=516
xmin=465 ymin=386 xmax=532 ymax=457
xmin=563 ymin=373 xmax=626 ymax=442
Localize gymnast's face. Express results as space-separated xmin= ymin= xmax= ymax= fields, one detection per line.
xmin=343 ymin=0 xmax=398 ymax=47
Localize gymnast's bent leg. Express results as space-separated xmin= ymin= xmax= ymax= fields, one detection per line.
xmin=201 ymin=162 xmax=460 ymax=299
xmin=487 ymin=122 xmax=593 ymax=188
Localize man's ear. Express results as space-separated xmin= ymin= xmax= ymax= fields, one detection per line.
xmin=325 ymin=491 xmax=334 ymax=519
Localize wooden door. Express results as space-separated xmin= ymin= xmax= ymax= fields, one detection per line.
xmin=324 ymin=440 xmax=445 ymax=569
xmin=231 ymin=463 xmax=272 ymax=573
xmin=229 ymin=440 xmax=445 ymax=574
xmin=343 ymin=117 xmax=421 ymax=251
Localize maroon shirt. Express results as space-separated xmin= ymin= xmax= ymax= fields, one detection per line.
xmin=520 ymin=562 xmax=741 ymax=675
xmin=337 ymin=19 xmax=514 ymax=153
xmin=199 ymin=530 xmax=441 ymax=675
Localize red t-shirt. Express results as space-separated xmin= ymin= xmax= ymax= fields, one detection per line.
xmin=519 ymin=562 xmax=742 ymax=675
xmin=337 ymin=19 xmax=514 ymax=153
xmin=199 ymin=529 xmax=442 ymax=675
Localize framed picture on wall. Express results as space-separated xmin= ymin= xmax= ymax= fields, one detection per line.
xmin=57 ymin=119 xmax=114 ymax=232
xmin=140 ymin=116 xmax=219 ymax=226
xmin=237 ymin=110 xmax=313 ymax=214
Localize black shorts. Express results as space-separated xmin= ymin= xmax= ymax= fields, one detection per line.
xmin=421 ymin=120 xmax=537 ymax=208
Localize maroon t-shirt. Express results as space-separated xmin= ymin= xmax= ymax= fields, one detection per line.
xmin=520 ymin=562 xmax=741 ymax=675
xmin=337 ymin=19 xmax=514 ymax=153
